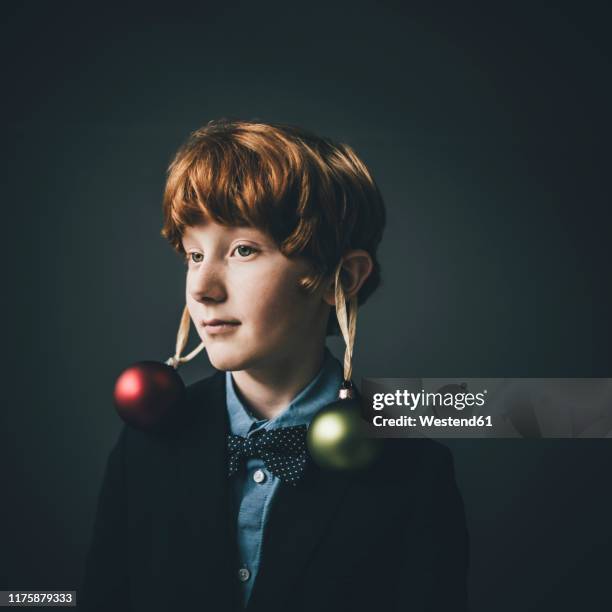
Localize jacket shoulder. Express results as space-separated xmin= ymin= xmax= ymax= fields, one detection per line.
xmin=376 ymin=436 xmax=456 ymax=489
xmin=184 ymin=369 xmax=225 ymax=402
xmin=119 ymin=369 xmax=227 ymax=452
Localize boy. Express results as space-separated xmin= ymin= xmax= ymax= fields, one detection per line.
xmin=81 ymin=120 xmax=469 ymax=611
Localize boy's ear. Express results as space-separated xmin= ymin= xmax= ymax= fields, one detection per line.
xmin=323 ymin=250 xmax=374 ymax=306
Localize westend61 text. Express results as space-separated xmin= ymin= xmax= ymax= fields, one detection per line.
xmin=372 ymin=415 xmax=494 ymax=427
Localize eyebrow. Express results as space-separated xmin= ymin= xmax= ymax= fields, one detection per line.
xmin=181 ymin=227 xmax=273 ymax=246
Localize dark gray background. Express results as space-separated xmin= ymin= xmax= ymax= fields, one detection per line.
xmin=2 ymin=3 xmax=611 ymax=610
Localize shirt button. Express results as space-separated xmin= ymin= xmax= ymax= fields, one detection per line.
xmin=253 ymin=469 xmax=266 ymax=484
xmin=238 ymin=567 xmax=251 ymax=582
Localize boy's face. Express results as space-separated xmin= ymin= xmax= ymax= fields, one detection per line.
xmin=182 ymin=221 xmax=330 ymax=372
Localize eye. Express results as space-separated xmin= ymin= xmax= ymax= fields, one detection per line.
xmin=233 ymin=244 xmax=257 ymax=258
xmin=186 ymin=252 xmax=203 ymax=264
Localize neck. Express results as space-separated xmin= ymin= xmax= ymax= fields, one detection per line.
xmin=231 ymin=345 xmax=327 ymax=420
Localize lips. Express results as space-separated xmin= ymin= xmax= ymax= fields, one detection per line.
xmin=202 ymin=319 xmax=240 ymax=336
xmin=203 ymin=319 xmax=240 ymax=326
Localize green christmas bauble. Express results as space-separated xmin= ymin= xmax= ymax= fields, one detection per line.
xmin=307 ymin=399 xmax=381 ymax=470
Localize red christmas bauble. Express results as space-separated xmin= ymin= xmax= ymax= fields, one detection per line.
xmin=113 ymin=361 xmax=185 ymax=431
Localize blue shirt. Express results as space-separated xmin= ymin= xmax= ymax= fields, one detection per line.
xmin=225 ymin=347 xmax=344 ymax=606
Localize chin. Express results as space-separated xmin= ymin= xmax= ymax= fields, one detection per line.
xmin=206 ymin=345 xmax=258 ymax=372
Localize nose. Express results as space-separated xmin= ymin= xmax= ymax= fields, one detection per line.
xmin=187 ymin=260 xmax=227 ymax=304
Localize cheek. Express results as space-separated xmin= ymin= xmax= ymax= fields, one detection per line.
xmin=185 ymin=288 xmax=207 ymax=336
xmin=185 ymin=288 xmax=198 ymax=320
xmin=241 ymin=273 xmax=312 ymax=332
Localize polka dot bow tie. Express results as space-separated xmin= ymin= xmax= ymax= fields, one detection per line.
xmin=227 ymin=425 xmax=309 ymax=486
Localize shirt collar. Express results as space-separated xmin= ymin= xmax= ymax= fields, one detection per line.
xmin=225 ymin=347 xmax=344 ymax=436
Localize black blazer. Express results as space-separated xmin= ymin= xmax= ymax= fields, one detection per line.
xmin=81 ymin=370 xmax=469 ymax=612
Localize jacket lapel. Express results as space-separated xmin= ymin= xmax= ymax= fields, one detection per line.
xmin=246 ymin=454 xmax=353 ymax=611
xmin=247 ymin=386 xmax=366 ymax=611
xmin=169 ymin=371 xmax=241 ymax=609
